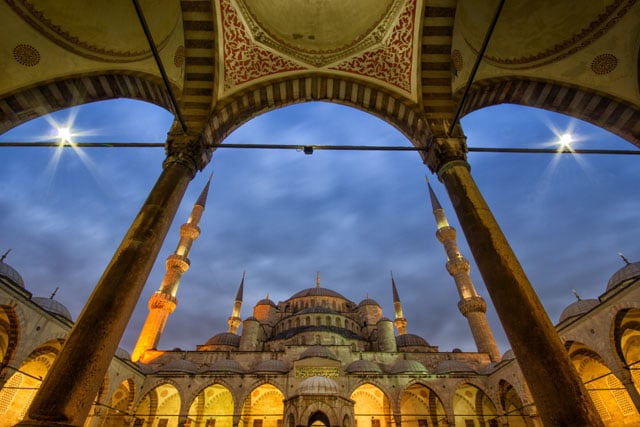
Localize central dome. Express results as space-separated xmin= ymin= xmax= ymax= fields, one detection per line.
xmin=289 ymin=287 xmax=347 ymax=300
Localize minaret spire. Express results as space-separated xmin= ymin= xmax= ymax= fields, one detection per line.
xmin=391 ymin=271 xmax=407 ymax=335
xmin=228 ymin=271 xmax=245 ymax=334
xmin=427 ymin=179 xmax=501 ymax=362
xmin=132 ymin=176 xmax=213 ymax=362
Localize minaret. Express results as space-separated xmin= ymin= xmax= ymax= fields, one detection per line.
xmin=391 ymin=271 xmax=407 ymax=335
xmin=132 ymin=175 xmax=212 ymax=362
xmin=427 ymin=179 xmax=501 ymax=362
xmin=227 ymin=271 xmax=245 ymax=334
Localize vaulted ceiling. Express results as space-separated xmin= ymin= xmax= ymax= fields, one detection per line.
xmin=1 ymin=0 xmax=638 ymax=145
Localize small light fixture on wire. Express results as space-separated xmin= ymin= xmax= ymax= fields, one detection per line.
xmin=56 ymin=126 xmax=73 ymax=146
xmin=303 ymin=146 xmax=314 ymax=155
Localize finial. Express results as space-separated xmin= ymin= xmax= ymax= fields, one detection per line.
xmin=195 ymin=173 xmax=214 ymax=208
xmin=0 ymin=249 xmax=10 ymax=263
xmin=391 ymin=271 xmax=400 ymax=302
xmin=571 ymin=289 xmax=581 ymax=301
xmin=315 ymin=271 xmax=320 ymax=288
xmin=50 ymin=286 xmax=59 ymax=299
xmin=619 ymin=252 xmax=631 ymax=265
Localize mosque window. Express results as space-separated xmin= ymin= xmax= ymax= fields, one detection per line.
xmin=326 ymin=316 xmax=331 ymax=325
xmin=158 ymin=419 xmax=169 ymax=427
xmin=206 ymin=419 xmax=216 ymax=427
xmin=316 ymin=317 xmax=321 ymax=326
xmin=371 ymin=419 xmax=380 ymax=427
xmin=336 ymin=318 xmax=341 ymax=327
xmin=296 ymin=318 xmax=300 ymax=327
xmin=133 ymin=419 xmax=144 ymax=427
xmin=253 ymin=420 xmax=263 ymax=427
xmin=417 ymin=420 xmax=427 ymax=427
xmin=306 ymin=317 xmax=310 ymax=325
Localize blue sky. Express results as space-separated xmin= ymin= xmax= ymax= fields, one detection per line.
xmin=0 ymin=100 xmax=637 ymax=355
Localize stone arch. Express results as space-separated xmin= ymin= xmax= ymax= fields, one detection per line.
xmin=187 ymin=383 xmax=234 ymax=427
xmin=99 ymin=378 xmax=136 ymax=427
xmin=205 ymin=75 xmax=430 ymax=148
xmin=350 ymin=383 xmax=392 ymax=427
xmin=133 ymin=382 xmax=181 ymax=427
xmin=452 ymin=383 xmax=499 ymax=427
xmin=308 ymin=410 xmax=331 ymax=427
xmin=240 ymin=383 xmax=285 ymax=427
xmin=0 ymin=337 xmax=64 ymax=425
xmin=497 ymin=380 xmax=533 ymax=427
xmin=613 ymin=308 xmax=640 ymax=377
xmin=0 ymin=72 xmax=174 ymax=134
xmin=567 ymin=340 xmax=639 ymax=422
xmin=0 ymin=305 xmax=20 ymax=383
xmin=297 ymin=402 xmax=340 ymax=427
xmin=458 ymin=77 xmax=640 ymax=147
xmin=399 ymin=382 xmax=446 ymax=427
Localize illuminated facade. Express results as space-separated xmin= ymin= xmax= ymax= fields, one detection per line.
xmin=2 ymin=201 xmax=640 ymax=426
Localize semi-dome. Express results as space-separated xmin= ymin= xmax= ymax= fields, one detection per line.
xmin=396 ymin=333 xmax=430 ymax=347
xmin=434 ymin=359 xmax=476 ymax=374
xmin=299 ymin=345 xmax=338 ymax=360
xmin=290 ymin=287 xmax=347 ymax=300
xmin=296 ymin=376 xmax=339 ymax=395
xmin=32 ymin=297 xmax=73 ymax=321
xmin=357 ymin=298 xmax=380 ymax=308
xmin=0 ymin=260 xmax=25 ymax=288
xmin=559 ymin=299 xmax=599 ymax=323
xmin=201 ymin=359 xmax=245 ymax=374
xmin=387 ymin=359 xmax=428 ymax=374
xmin=346 ymin=359 xmax=383 ymax=374
xmin=607 ymin=261 xmax=640 ymax=292
xmin=204 ymin=332 xmax=241 ymax=347
xmin=253 ymin=359 xmax=290 ymax=373
xmin=157 ymin=359 xmax=198 ymax=374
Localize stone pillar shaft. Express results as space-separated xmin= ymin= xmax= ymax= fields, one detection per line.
xmin=18 ymin=161 xmax=194 ymax=427
xmin=426 ymin=137 xmax=603 ymax=426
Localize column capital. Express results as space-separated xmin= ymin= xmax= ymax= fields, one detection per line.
xmin=425 ymin=136 xmax=469 ymax=177
xmin=164 ymin=128 xmax=213 ymax=176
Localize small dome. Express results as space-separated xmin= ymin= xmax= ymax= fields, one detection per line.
xmin=253 ymin=359 xmax=289 ymax=373
xmin=346 ymin=359 xmax=382 ymax=374
xmin=201 ymin=359 xmax=244 ymax=373
xmin=607 ymin=261 xmax=640 ymax=291
xmin=290 ymin=288 xmax=347 ymax=299
xmin=157 ymin=359 xmax=198 ymax=374
xmin=357 ymin=298 xmax=380 ymax=308
xmin=244 ymin=316 xmax=259 ymax=322
xmin=115 ymin=347 xmax=131 ymax=360
xmin=204 ymin=332 xmax=240 ymax=347
xmin=300 ymin=345 xmax=338 ymax=361
xmin=0 ymin=260 xmax=25 ymax=288
xmin=256 ymin=298 xmax=277 ymax=307
xmin=396 ymin=333 xmax=430 ymax=347
xmin=32 ymin=297 xmax=73 ymax=321
xmin=433 ymin=359 xmax=476 ymax=374
xmin=479 ymin=362 xmax=499 ymax=374
xmin=502 ymin=349 xmax=515 ymax=360
xmin=558 ymin=299 xmax=599 ymax=323
xmin=387 ymin=359 xmax=428 ymax=374
xmin=296 ymin=376 xmax=339 ymax=395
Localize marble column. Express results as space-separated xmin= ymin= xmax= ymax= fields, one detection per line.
xmin=424 ymin=136 xmax=603 ymax=426
xmin=17 ymin=131 xmax=212 ymax=426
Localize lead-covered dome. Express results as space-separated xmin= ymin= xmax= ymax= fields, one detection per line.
xmin=290 ymin=287 xmax=347 ymax=299
xmin=434 ymin=359 xmax=476 ymax=374
xmin=607 ymin=261 xmax=640 ymax=292
xmin=203 ymin=332 xmax=240 ymax=347
xmin=0 ymin=260 xmax=25 ymax=288
xmin=253 ymin=359 xmax=290 ymax=373
xmin=396 ymin=333 xmax=430 ymax=347
xmin=387 ymin=359 xmax=428 ymax=374
xmin=32 ymin=297 xmax=73 ymax=321
xmin=357 ymin=298 xmax=380 ymax=308
xmin=300 ymin=345 xmax=338 ymax=361
xmin=559 ymin=299 xmax=599 ymax=323
xmin=296 ymin=376 xmax=339 ymax=395
xmin=346 ymin=359 xmax=382 ymax=374
xmin=156 ymin=359 xmax=199 ymax=374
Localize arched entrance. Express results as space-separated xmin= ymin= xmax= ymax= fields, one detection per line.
xmin=308 ymin=410 xmax=331 ymax=427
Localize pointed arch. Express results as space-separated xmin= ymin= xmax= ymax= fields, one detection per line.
xmin=133 ymin=383 xmax=181 ymax=427
xmin=0 ymin=73 xmax=174 ymax=134
xmin=240 ymin=383 xmax=284 ymax=427
xmin=458 ymin=78 xmax=640 ymax=147
xmin=350 ymin=383 xmax=392 ymax=427
xmin=0 ymin=305 xmax=20 ymax=382
xmin=0 ymin=338 xmax=64 ymax=425
xmin=187 ymin=383 xmax=234 ymax=427
xmin=400 ymin=383 xmax=446 ymax=427
xmin=567 ymin=340 xmax=639 ymax=422
xmin=497 ymin=380 xmax=533 ymax=427
xmin=452 ymin=383 xmax=499 ymax=427
xmin=308 ymin=410 xmax=331 ymax=427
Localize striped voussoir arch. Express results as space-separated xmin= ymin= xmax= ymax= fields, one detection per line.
xmin=420 ymin=2 xmax=458 ymax=136
xmin=180 ymin=0 xmax=215 ymax=134
xmin=459 ymin=78 xmax=640 ymax=148
xmin=0 ymin=73 xmax=173 ymax=135
xmin=203 ymin=76 xmax=431 ymax=148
